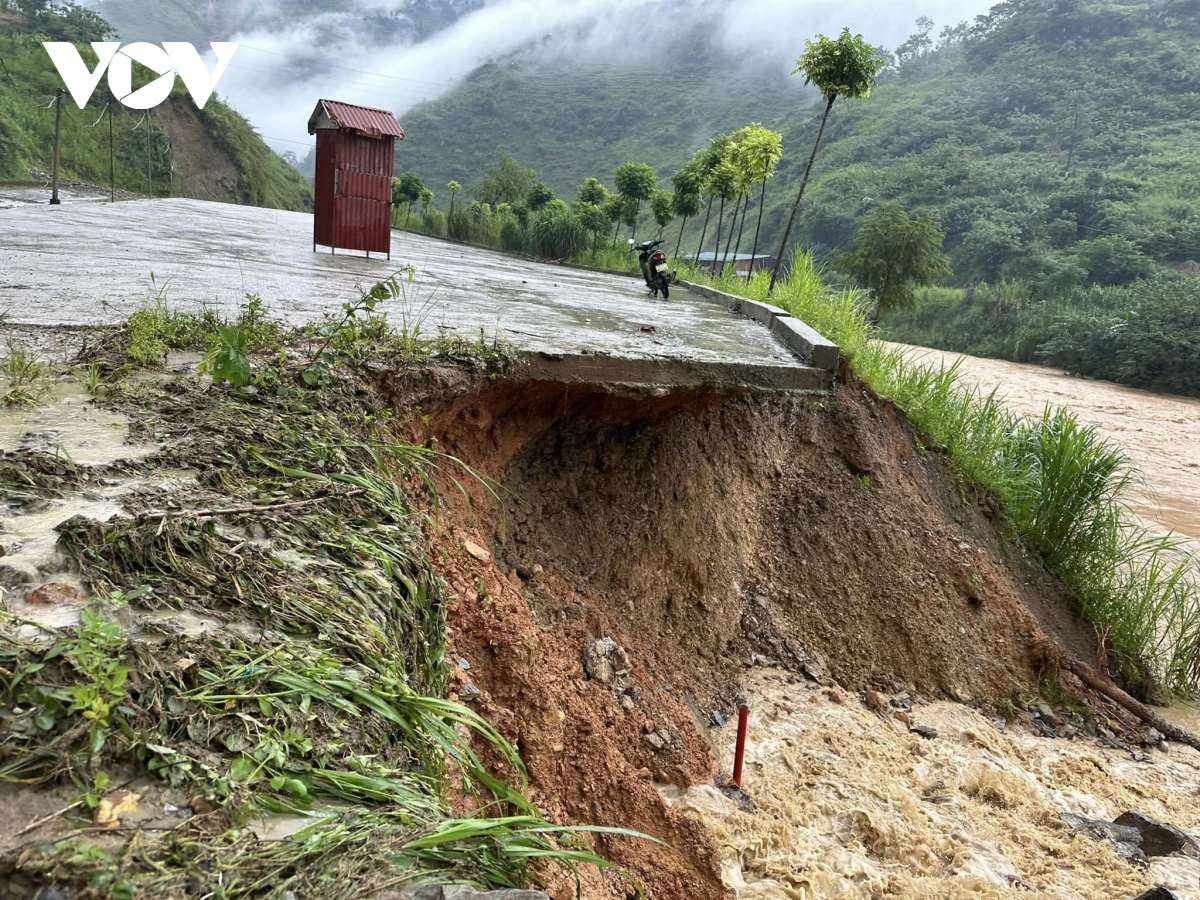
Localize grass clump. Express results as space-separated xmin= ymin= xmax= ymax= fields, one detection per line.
xmin=694 ymin=254 xmax=1200 ymax=697
xmin=0 ymin=343 xmax=50 ymax=406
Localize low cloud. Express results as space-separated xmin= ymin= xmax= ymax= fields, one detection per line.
xmin=212 ymin=0 xmax=998 ymax=153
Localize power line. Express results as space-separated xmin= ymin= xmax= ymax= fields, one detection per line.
xmin=263 ymin=135 xmax=315 ymax=148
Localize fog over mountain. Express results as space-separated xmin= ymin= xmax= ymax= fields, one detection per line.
xmin=206 ymin=0 xmax=1000 ymax=154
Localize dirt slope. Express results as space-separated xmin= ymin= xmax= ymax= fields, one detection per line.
xmin=151 ymin=98 xmax=242 ymax=204
xmin=389 ymin=367 xmax=1101 ymax=900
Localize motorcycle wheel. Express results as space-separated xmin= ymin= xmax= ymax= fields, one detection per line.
xmin=658 ymin=275 xmax=670 ymax=299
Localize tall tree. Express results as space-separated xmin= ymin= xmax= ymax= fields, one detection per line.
xmin=605 ymin=194 xmax=636 ymax=245
xmin=836 ymin=202 xmax=952 ymax=317
xmin=670 ymin=163 xmax=704 ymax=261
xmin=769 ymin=29 xmax=887 ymax=292
xmin=707 ymin=159 xmax=738 ymax=276
xmin=391 ymin=172 xmax=425 ymax=228
xmin=731 ymin=124 xmax=783 ymax=279
xmin=614 ymin=161 xmax=657 ymax=238
xmin=575 ymin=201 xmax=611 ymax=261
xmin=472 ymin=155 xmax=536 ymax=206
xmin=693 ymin=135 xmax=731 ymax=265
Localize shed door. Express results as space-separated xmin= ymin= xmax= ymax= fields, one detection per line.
xmin=331 ymin=136 xmax=393 ymax=255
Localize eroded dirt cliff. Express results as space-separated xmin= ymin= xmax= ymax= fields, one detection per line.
xmin=393 ymin=367 xmax=1103 ymax=899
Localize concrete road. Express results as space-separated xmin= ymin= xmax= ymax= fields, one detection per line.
xmin=0 ymin=198 xmax=809 ymax=373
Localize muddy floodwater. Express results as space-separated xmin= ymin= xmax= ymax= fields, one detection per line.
xmin=671 ymin=670 xmax=1200 ymax=900
xmin=892 ymin=344 xmax=1200 ymax=546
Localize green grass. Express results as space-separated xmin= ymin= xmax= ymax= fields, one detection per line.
xmin=697 ymin=255 xmax=1200 ymax=697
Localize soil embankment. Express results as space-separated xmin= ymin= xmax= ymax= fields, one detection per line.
xmin=393 ymin=366 xmax=1108 ymax=897
xmin=0 ymin=349 xmax=1158 ymax=899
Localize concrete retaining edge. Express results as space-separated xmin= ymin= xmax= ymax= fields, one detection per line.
xmin=516 ymin=351 xmax=833 ymax=394
xmin=676 ymin=279 xmax=840 ymax=372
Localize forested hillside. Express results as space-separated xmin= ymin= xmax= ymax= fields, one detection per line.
xmin=0 ymin=2 xmax=312 ymax=210
xmin=396 ymin=31 xmax=805 ymax=198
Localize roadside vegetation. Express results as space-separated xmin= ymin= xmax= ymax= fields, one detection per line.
xmin=0 ymin=283 xmax=637 ymax=896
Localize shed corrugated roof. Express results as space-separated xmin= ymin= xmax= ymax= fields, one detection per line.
xmin=308 ymin=100 xmax=404 ymax=139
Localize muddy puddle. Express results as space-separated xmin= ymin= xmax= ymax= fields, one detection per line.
xmin=667 ymin=669 xmax=1200 ymax=899
xmin=0 ymin=381 xmax=153 ymax=465
xmin=890 ymin=344 xmax=1200 ymax=548
xmin=0 ymin=384 xmax=166 ymax=638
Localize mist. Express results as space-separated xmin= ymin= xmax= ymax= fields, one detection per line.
xmin=212 ymin=0 xmax=1000 ymax=156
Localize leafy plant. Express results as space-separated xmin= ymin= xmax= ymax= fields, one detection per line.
xmin=837 ymin=201 xmax=952 ymax=317
xmin=199 ymin=324 xmax=252 ymax=387
xmin=302 ymin=268 xmax=417 ymax=386
xmin=1 ymin=343 xmax=50 ymax=406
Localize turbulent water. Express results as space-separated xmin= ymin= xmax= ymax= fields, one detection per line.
xmin=668 ymin=670 xmax=1200 ymax=900
xmin=892 ymin=344 xmax=1200 ymax=546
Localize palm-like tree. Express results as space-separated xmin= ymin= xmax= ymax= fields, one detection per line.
xmin=769 ymin=30 xmax=886 ymax=293
xmin=733 ymin=125 xmax=783 ymax=279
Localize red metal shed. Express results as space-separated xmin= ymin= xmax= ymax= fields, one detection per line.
xmin=308 ymin=99 xmax=405 ymax=258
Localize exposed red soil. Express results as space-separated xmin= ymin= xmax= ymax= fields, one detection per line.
xmin=382 ymin=366 xmax=1101 ymax=900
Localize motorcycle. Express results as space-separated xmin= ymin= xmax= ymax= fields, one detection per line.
xmin=630 ymin=238 xmax=673 ymax=299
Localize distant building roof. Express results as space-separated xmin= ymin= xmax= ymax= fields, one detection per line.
xmin=685 ymin=252 xmax=773 ymax=261
xmin=308 ymin=100 xmax=404 ymax=139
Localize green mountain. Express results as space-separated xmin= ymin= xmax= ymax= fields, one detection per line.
xmin=0 ymin=6 xmax=311 ymax=210
xmin=93 ymin=0 xmax=488 ymax=47
xmin=396 ymin=32 xmax=807 ymax=203
xmin=399 ymin=0 xmax=1200 ymax=276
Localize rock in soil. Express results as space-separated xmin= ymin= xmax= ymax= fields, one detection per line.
xmin=1132 ymin=889 xmax=1180 ymax=900
xmin=582 ymin=637 xmax=629 ymax=686
xmin=457 ymin=683 xmax=481 ymax=702
xmin=24 ymin=581 xmax=87 ymax=606
xmin=910 ymin=726 xmax=939 ymax=740
xmin=1114 ymin=811 xmax=1200 ymax=859
xmin=863 ymin=690 xmax=889 ymax=712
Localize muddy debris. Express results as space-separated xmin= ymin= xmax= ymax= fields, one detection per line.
xmin=400 ymin=886 xmax=551 ymax=900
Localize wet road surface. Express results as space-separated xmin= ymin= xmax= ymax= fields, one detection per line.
xmin=0 ymin=198 xmax=806 ymax=370
xmin=894 ymin=344 xmax=1200 ymax=544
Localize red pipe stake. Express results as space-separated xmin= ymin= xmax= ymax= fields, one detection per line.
xmin=732 ymin=704 xmax=750 ymax=788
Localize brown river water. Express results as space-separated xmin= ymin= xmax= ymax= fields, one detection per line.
xmin=891 ymin=344 xmax=1200 ymax=545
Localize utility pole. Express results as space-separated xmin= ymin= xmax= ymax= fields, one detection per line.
xmin=50 ymin=89 xmax=63 ymax=205
xmin=108 ymin=105 xmax=114 ymax=202
xmin=145 ymin=113 xmax=152 ymax=196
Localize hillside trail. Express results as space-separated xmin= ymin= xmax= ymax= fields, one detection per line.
xmin=890 ymin=343 xmax=1200 ymax=546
